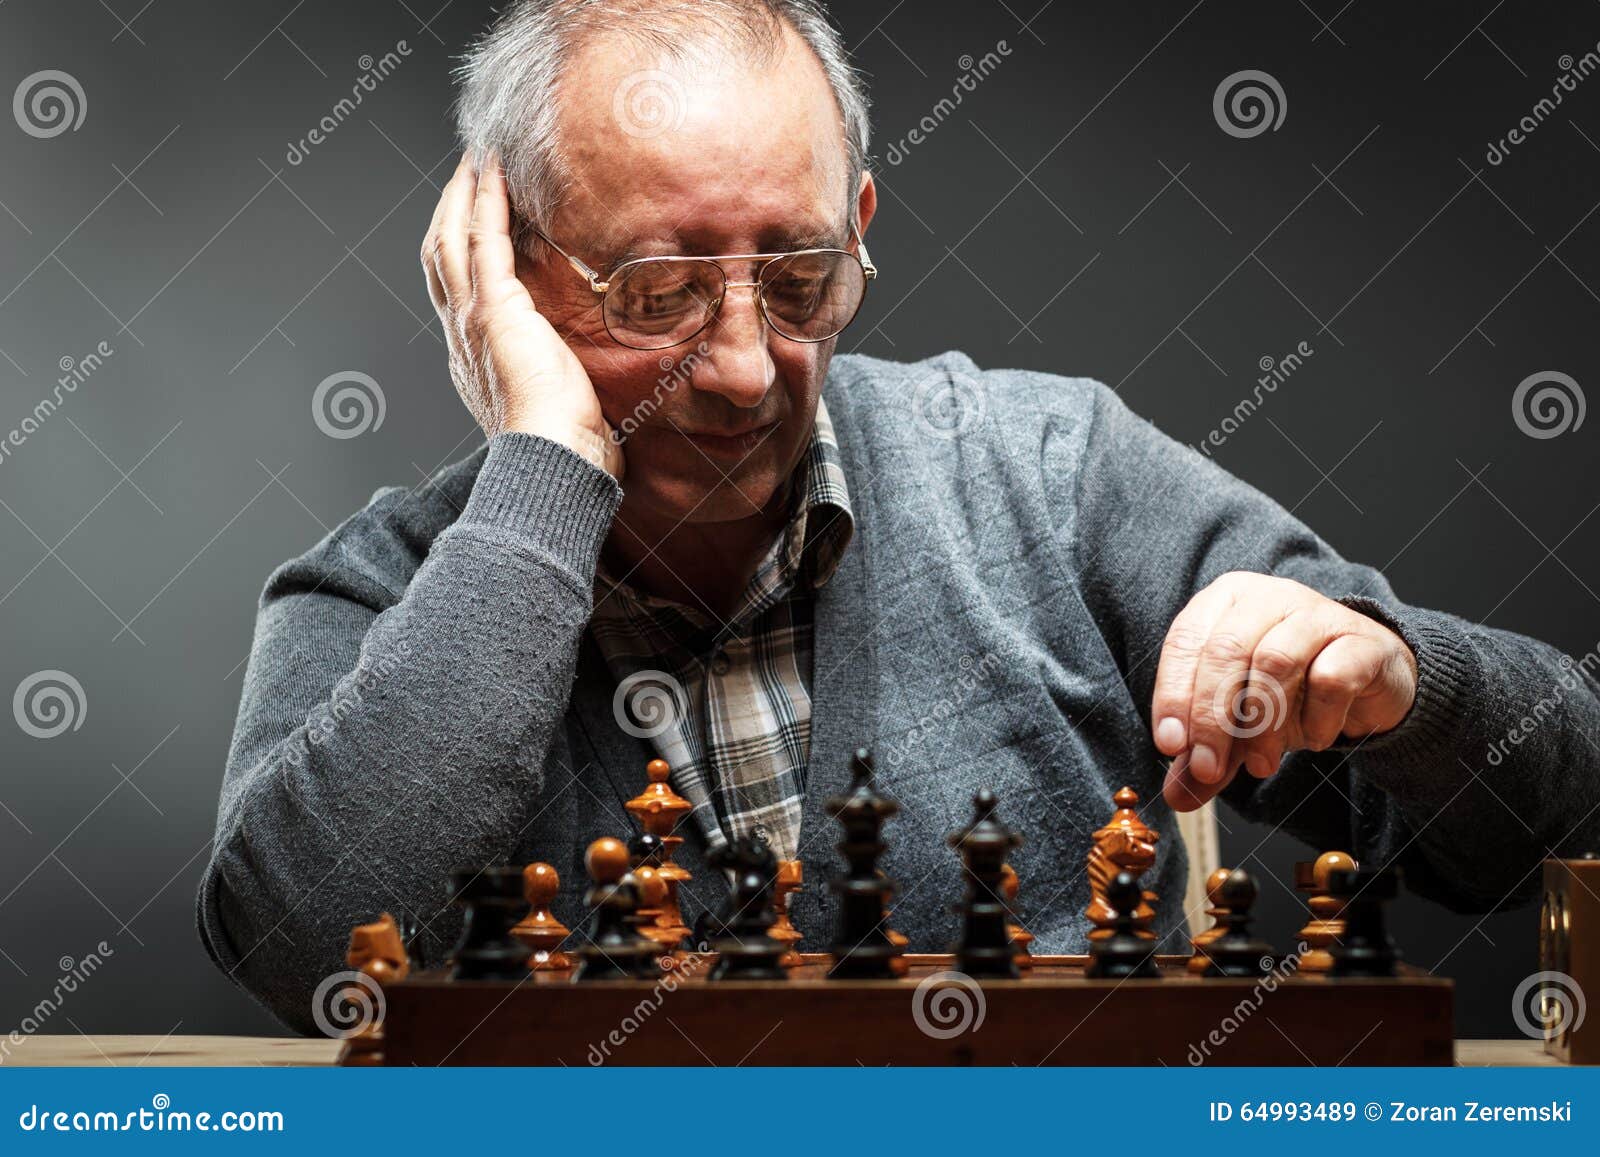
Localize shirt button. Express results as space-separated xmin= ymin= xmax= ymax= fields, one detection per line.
xmin=710 ymin=653 xmax=732 ymax=677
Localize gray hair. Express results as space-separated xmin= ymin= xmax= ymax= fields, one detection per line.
xmin=454 ymin=0 xmax=872 ymax=251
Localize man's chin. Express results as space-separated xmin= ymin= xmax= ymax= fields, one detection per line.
xmin=627 ymin=469 xmax=785 ymax=526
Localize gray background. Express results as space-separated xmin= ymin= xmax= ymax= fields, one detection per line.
xmin=1 ymin=0 xmax=1596 ymax=1040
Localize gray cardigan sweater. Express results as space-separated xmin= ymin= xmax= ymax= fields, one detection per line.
xmin=199 ymin=349 xmax=1600 ymax=1034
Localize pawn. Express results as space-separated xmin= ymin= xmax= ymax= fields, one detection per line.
xmin=707 ymin=836 xmax=789 ymax=981
xmin=1327 ymin=865 xmax=1400 ymax=977
xmin=1085 ymin=871 xmax=1159 ymax=979
xmin=628 ymin=832 xmax=682 ymax=960
xmin=1000 ymin=864 xmax=1034 ymax=972
xmin=769 ymin=859 xmax=805 ymax=969
xmin=510 ymin=861 xmax=572 ymax=971
xmin=1202 ymin=869 xmax=1275 ymax=979
xmin=572 ymin=837 xmax=658 ymax=982
xmin=1295 ymin=851 xmax=1357 ymax=973
xmin=448 ymin=866 xmax=532 ymax=981
xmin=1187 ymin=867 xmax=1234 ymax=974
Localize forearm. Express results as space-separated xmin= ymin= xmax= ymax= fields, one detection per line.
xmin=199 ymin=434 xmax=619 ymax=1031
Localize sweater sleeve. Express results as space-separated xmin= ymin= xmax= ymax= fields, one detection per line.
xmin=1060 ymin=380 xmax=1600 ymax=913
xmin=196 ymin=433 xmax=620 ymax=1033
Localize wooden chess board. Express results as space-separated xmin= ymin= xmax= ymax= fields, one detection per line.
xmin=353 ymin=953 xmax=1454 ymax=1066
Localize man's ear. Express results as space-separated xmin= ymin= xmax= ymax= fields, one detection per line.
xmin=855 ymin=169 xmax=879 ymax=235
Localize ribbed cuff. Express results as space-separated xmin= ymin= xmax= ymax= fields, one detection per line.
xmin=457 ymin=432 xmax=621 ymax=576
xmin=1336 ymin=595 xmax=1483 ymax=767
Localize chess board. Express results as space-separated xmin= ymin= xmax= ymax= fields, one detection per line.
xmin=350 ymin=953 xmax=1454 ymax=1066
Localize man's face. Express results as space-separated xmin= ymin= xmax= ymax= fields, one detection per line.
xmin=520 ymin=25 xmax=875 ymax=527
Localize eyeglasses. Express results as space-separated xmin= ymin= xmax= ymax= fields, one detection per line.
xmin=531 ymin=224 xmax=877 ymax=351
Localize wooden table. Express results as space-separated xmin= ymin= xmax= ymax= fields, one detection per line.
xmin=0 ymin=1036 xmax=1574 ymax=1066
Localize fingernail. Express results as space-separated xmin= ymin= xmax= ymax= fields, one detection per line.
xmin=1155 ymin=716 xmax=1185 ymax=753
xmin=1190 ymin=744 xmax=1219 ymax=782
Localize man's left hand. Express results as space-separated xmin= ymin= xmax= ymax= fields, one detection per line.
xmin=1151 ymin=572 xmax=1418 ymax=811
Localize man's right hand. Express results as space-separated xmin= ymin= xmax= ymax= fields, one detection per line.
xmin=422 ymin=153 xmax=623 ymax=478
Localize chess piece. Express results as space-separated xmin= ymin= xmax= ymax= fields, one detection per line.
xmin=1086 ymin=787 xmax=1159 ymax=941
xmin=396 ymin=911 xmax=428 ymax=972
xmin=1085 ymin=871 xmax=1159 ymax=979
xmin=826 ymin=749 xmax=905 ymax=979
xmin=1294 ymin=851 xmax=1358 ymax=973
xmin=626 ymin=759 xmax=693 ymax=951
xmin=769 ymin=859 xmax=805 ymax=968
xmin=708 ymin=836 xmax=789 ymax=981
xmin=1000 ymin=863 xmax=1034 ymax=972
xmin=447 ymin=866 xmax=532 ymax=981
xmin=1187 ymin=867 xmax=1234 ymax=974
xmin=338 ymin=913 xmax=409 ymax=1065
xmin=1328 ymin=865 xmax=1401 ymax=977
xmin=573 ymin=837 xmax=659 ymax=982
xmin=510 ymin=861 xmax=572 ymax=971
xmin=880 ymin=870 xmax=911 ymax=976
xmin=1202 ymin=869 xmax=1275 ymax=978
xmin=629 ymin=832 xmax=686 ymax=958
xmin=629 ymin=865 xmax=671 ymax=977
xmin=949 ymin=789 xmax=1023 ymax=979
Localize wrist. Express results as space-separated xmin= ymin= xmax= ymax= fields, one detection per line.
xmin=502 ymin=414 xmax=620 ymax=479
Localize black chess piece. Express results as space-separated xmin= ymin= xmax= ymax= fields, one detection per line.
xmin=948 ymin=789 xmax=1023 ymax=978
xmin=707 ymin=836 xmax=789 ymax=981
xmin=1085 ymin=870 xmax=1160 ymax=979
xmin=1327 ymin=865 xmax=1401 ymax=977
xmin=827 ymin=749 xmax=905 ymax=979
xmin=398 ymin=910 xmax=428 ymax=972
xmin=572 ymin=837 xmax=659 ymax=982
xmin=447 ymin=866 xmax=532 ymax=981
xmin=1201 ymin=868 xmax=1275 ymax=978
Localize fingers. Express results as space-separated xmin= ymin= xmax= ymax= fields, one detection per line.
xmin=1184 ymin=600 xmax=1292 ymax=786
xmin=468 ymin=152 xmax=522 ymax=305
xmin=420 ymin=154 xmax=469 ymax=313
xmin=1163 ymin=749 xmax=1239 ymax=813
xmin=1301 ymin=632 xmax=1386 ymax=746
xmin=1150 ymin=583 xmax=1233 ymax=757
xmin=431 ymin=153 xmax=479 ymax=315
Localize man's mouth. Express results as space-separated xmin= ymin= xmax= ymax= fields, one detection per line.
xmin=679 ymin=421 xmax=779 ymax=458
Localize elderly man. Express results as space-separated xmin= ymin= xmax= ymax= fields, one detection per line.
xmin=201 ymin=0 xmax=1599 ymax=1033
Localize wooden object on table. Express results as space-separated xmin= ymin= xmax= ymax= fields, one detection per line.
xmin=1086 ymin=786 xmax=1159 ymax=941
xmin=770 ymin=858 xmax=804 ymax=968
xmin=1293 ymin=850 xmax=1357 ymax=973
xmin=337 ymin=912 xmax=409 ymax=1066
xmin=1540 ymin=853 xmax=1600 ymax=1064
xmin=510 ymin=861 xmax=571 ymax=971
xmin=1187 ymin=867 xmax=1233 ymax=974
xmin=1328 ymin=865 xmax=1400 ymax=978
xmin=573 ymin=836 xmax=659 ymax=981
xmin=1086 ymin=871 xmax=1159 ymax=979
xmin=948 ymin=789 xmax=1022 ymax=979
xmin=707 ymin=836 xmax=789 ymax=981
xmin=825 ymin=749 xmax=904 ymax=979
xmin=447 ymin=867 xmax=531 ymax=982
xmin=625 ymin=759 xmax=693 ymax=950
xmin=1201 ymin=869 xmax=1274 ymax=979
xmin=1000 ymin=862 xmax=1034 ymax=972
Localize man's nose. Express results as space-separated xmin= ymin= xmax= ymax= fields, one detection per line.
xmin=690 ymin=284 xmax=775 ymax=409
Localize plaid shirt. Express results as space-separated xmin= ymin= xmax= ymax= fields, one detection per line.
xmin=591 ymin=399 xmax=854 ymax=861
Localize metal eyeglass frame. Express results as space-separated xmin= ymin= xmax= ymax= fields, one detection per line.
xmin=529 ymin=223 xmax=878 ymax=350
